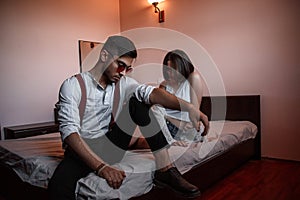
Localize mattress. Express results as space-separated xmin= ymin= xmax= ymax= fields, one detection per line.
xmin=0 ymin=132 xmax=63 ymax=188
xmin=0 ymin=120 xmax=257 ymax=199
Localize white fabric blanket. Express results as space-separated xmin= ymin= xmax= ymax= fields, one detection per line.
xmin=76 ymin=150 xmax=155 ymax=200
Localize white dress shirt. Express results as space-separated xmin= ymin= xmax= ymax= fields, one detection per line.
xmin=57 ymin=72 xmax=155 ymax=141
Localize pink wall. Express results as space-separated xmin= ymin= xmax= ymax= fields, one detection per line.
xmin=0 ymin=0 xmax=120 ymax=137
xmin=120 ymin=0 xmax=300 ymax=161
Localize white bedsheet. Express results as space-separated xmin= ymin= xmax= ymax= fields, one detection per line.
xmin=0 ymin=120 xmax=257 ymax=199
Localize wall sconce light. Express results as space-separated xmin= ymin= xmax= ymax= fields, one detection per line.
xmin=148 ymin=0 xmax=165 ymax=23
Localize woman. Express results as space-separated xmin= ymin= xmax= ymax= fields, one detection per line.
xmin=159 ymin=49 xmax=207 ymax=144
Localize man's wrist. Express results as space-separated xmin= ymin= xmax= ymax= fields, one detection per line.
xmin=95 ymin=162 xmax=107 ymax=176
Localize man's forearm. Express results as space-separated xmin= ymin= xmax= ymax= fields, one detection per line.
xmin=150 ymin=88 xmax=203 ymax=132
xmin=149 ymin=88 xmax=194 ymax=112
xmin=64 ymin=133 xmax=106 ymax=171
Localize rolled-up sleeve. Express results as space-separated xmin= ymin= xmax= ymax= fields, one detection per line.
xmin=121 ymin=77 xmax=155 ymax=104
xmin=134 ymin=84 xmax=155 ymax=104
xmin=56 ymin=77 xmax=81 ymax=141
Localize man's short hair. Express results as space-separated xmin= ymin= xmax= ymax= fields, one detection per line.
xmin=103 ymin=35 xmax=137 ymax=59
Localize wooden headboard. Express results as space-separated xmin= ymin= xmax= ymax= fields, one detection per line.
xmin=200 ymin=95 xmax=261 ymax=158
xmin=201 ymin=95 xmax=260 ymax=125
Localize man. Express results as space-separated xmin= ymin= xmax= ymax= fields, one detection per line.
xmin=48 ymin=35 xmax=209 ymax=199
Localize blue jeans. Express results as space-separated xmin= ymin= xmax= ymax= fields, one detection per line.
xmin=166 ymin=119 xmax=179 ymax=138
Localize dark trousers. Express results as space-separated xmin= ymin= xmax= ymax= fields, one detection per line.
xmin=48 ymin=97 xmax=169 ymax=200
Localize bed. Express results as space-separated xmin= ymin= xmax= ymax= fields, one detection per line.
xmin=0 ymin=95 xmax=261 ymax=200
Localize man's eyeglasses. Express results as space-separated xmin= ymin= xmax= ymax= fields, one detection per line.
xmin=115 ymin=60 xmax=132 ymax=73
xmin=107 ymin=51 xmax=132 ymax=73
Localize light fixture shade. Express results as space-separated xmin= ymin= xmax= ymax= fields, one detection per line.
xmin=148 ymin=0 xmax=164 ymax=4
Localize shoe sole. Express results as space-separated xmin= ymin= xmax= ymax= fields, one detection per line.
xmin=153 ymin=179 xmax=201 ymax=198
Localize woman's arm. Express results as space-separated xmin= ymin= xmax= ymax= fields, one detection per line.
xmin=188 ymin=71 xmax=209 ymax=135
xmin=188 ymin=71 xmax=204 ymax=110
xmin=178 ymin=71 xmax=205 ymax=131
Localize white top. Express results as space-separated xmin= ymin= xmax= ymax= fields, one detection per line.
xmin=165 ymin=80 xmax=191 ymax=122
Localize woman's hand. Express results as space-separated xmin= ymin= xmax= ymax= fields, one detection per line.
xmin=172 ymin=140 xmax=188 ymax=147
xmin=98 ymin=165 xmax=126 ymax=189
xmin=182 ymin=122 xmax=194 ymax=131
xmin=199 ymin=111 xmax=209 ymax=136
xmin=187 ymin=104 xmax=202 ymax=131
xmin=187 ymin=105 xmax=209 ymax=136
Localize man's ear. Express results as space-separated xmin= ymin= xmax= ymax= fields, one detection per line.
xmin=126 ymin=67 xmax=133 ymax=74
xmin=100 ymin=50 xmax=108 ymax=62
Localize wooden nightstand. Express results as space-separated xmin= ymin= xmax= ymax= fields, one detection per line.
xmin=4 ymin=122 xmax=59 ymax=139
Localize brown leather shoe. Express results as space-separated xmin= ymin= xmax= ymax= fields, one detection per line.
xmin=154 ymin=167 xmax=201 ymax=198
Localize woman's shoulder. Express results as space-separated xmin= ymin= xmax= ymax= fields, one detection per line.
xmin=189 ymin=70 xmax=201 ymax=79
xmin=188 ymin=71 xmax=202 ymax=84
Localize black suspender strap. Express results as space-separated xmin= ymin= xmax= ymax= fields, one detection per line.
xmin=74 ymin=74 xmax=86 ymax=126
xmin=110 ymin=81 xmax=120 ymax=129
xmin=75 ymin=73 xmax=120 ymax=129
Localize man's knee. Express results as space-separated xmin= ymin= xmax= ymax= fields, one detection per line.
xmin=129 ymin=97 xmax=151 ymax=126
xmin=48 ymin=175 xmax=75 ymax=200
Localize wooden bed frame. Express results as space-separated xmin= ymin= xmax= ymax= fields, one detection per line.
xmin=0 ymin=95 xmax=261 ymax=200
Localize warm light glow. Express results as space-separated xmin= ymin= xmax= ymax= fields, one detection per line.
xmin=148 ymin=0 xmax=164 ymax=4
